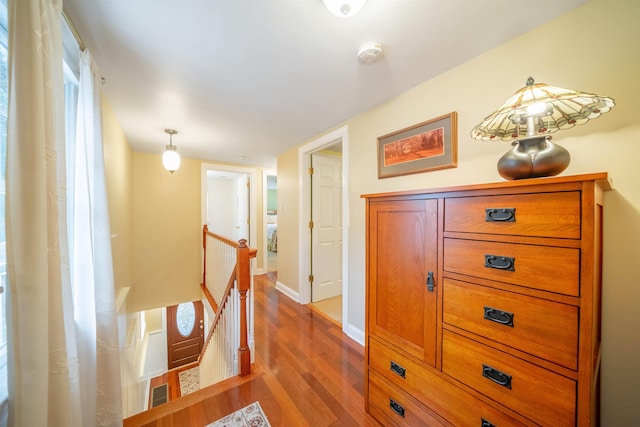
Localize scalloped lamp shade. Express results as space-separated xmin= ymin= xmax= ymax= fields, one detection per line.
xmin=471 ymin=77 xmax=614 ymax=180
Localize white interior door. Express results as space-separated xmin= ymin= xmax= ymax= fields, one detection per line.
xmin=206 ymin=171 xmax=249 ymax=242
xmin=235 ymin=174 xmax=249 ymax=242
xmin=206 ymin=173 xmax=235 ymax=238
xmin=311 ymin=152 xmax=342 ymax=302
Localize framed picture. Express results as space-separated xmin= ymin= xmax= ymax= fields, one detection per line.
xmin=377 ymin=111 xmax=458 ymax=179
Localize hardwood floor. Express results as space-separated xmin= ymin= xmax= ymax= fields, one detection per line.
xmin=308 ymin=295 xmax=342 ymax=326
xmin=147 ymin=362 xmax=198 ymax=407
xmin=124 ymin=272 xmax=381 ymax=426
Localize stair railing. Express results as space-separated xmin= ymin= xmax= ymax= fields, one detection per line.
xmin=198 ymin=225 xmax=256 ymax=387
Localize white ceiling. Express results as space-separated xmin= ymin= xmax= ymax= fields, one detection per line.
xmin=63 ymin=0 xmax=588 ymax=169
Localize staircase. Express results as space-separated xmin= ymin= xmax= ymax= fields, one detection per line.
xmin=197 ymin=225 xmax=257 ymax=388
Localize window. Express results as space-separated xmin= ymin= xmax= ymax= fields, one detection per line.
xmin=0 ymin=1 xmax=79 ymax=404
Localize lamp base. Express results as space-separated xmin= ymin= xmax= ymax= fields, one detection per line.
xmin=497 ymin=135 xmax=570 ymax=180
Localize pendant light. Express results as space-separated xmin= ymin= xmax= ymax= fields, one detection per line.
xmin=162 ymin=128 xmax=181 ymax=173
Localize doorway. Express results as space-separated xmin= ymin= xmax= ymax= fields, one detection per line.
xmin=166 ymin=301 xmax=204 ymax=370
xmin=201 ymin=163 xmax=257 ymax=247
xmin=298 ymin=126 xmax=349 ymax=330
xmin=263 ymin=170 xmax=278 ymax=273
xmin=310 ymin=150 xmax=342 ymax=302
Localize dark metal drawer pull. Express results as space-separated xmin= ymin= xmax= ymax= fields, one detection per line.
xmin=484 ymin=306 xmax=514 ymax=327
xmin=389 ymin=399 xmax=405 ymax=418
xmin=484 ymin=255 xmax=515 ymax=271
xmin=426 ymin=271 xmax=435 ymax=292
xmin=390 ymin=361 xmax=406 ymax=378
xmin=485 ymin=208 xmax=516 ymax=222
xmin=482 ymin=364 xmax=512 ymax=389
xmin=481 ymin=418 xmax=497 ymax=427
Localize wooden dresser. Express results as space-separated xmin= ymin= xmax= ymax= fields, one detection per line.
xmin=362 ymin=173 xmax=610 ymax=426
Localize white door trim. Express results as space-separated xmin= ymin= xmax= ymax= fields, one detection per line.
xmin=262 ymin=168 xmax=276 ymax=275
xmin=298 ymin=126 xmax=349 ymax=331
xmin=201 ymin=162 xmax=258 ymax=257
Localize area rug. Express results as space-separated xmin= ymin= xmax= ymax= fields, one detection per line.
xmin=178 ymin=366 xmax=200 ymax=396
xmin=205 ymin=401 xmax=271 ymax=427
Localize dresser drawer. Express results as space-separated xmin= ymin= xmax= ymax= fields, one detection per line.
xmin=369 ymin=337 xmax=432 ymax=399
xmin=444 ymin=192 xmax=581 ymax=239
xmin=443 ymin=278 xmax=578 ymax=370
xmin=444 ymin=238 xmax=580 ymax=296
xmin=369 ymin=337 xmax=531 ymax=426
xmin=368 ymin=371 xmax=449 ymax=426
xmin=442 ymin=330 xmax=576 ymax=426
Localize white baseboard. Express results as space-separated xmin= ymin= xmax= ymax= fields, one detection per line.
xmin=275 ymin=280 xmax=300 ymax=302
xmin=254 ymin=268 xmax=266 ymax=275
xmin=344 ymin=323 xmax=365 ymax=346
xmin=274 ymin=280 xmax=363 ymax=346
xmin=144 ymin=377 xmax=151 ymax=411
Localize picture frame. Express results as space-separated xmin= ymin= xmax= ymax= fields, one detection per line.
xmin=377 ymin=111 xmax=458 ymax=179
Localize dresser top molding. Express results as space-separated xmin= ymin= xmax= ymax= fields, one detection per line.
xmin=361 ymin=172 xmax=611 ymax=200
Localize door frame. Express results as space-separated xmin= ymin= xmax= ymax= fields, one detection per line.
xmin=201 ymin=162 xmax=257 ymax=252
xmin=262 ymin=168 xmax=277 ymax=274
xmin=298 ymin=126 xmax=349 ymax=328
xmin=310 ymin=151 xmax=342 ymax=302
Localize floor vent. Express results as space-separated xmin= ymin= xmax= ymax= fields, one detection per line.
xmin=151 ymin=383 xmax=168 ymax=408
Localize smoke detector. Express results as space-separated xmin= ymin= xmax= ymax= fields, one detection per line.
xmin=358 ymin=42 xmax=384 ymax=64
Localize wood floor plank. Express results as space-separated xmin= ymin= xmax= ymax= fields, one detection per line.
xmin=301 ymin=371 xmax=361 ymax=426
xmin=124 ymin=272 xmax=381 ymax=426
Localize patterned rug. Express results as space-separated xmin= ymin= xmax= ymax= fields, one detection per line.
xmin=205 ymin=401 xmax=271 ymax=427
xmin=178 ymin=366 xmax=200 ymax=396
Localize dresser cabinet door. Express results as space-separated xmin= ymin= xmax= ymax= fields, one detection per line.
xmin=368 ymin=198 xmax=438 ymax=366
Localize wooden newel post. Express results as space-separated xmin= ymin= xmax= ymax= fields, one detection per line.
xmin=237 ymin=238 xmax=251 ymax=376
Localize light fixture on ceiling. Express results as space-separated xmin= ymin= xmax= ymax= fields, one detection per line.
xmin=323 ymin=0 xmax=366 ymax=18
xmin=470 ymin=77 xmax=615 ymax=180
xmin=162 ymin=128 xmax=181 ymax=173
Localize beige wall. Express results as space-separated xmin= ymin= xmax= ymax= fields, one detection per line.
xmin=277 ymin=0 xmax=640 ymax=424
xmin=131 ymin=152 xmax=203 ymax=312
xmin=103 ymin=98 xmax=134 ymax=293
xmin=129 ymin=154 xmax=267 ymax=312
xmin=274 ymin=147 xmax=300 ymax=293
xmin=144 ymin=308 xmax=163 ymax=333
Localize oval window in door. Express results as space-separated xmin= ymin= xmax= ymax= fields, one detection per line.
xmin=176 ymin=302 xmax=196 ymax=337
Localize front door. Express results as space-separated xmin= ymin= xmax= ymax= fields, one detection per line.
xmin=167 ymin=301 xmax=204 ymax=370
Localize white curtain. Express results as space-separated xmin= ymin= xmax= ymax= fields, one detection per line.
xmin=71 ymin=49 xmax=123 ymax=426
xmin=6 ymin=0 xmax=78 ymax=424
xmin=5 ymin=0 xmax=122 ymax=424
